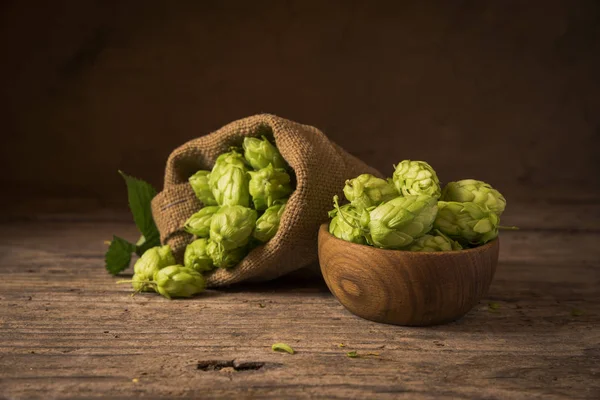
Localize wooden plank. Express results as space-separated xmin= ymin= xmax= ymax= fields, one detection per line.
xmin=0 ymin=210 xmax=599 ymax=399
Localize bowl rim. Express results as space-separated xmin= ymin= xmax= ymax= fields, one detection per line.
xmin=318 ymin=223 xmax=498 ymax=255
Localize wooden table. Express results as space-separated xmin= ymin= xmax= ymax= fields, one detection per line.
xmin=1 ymin=201 xmax=599 ymax=399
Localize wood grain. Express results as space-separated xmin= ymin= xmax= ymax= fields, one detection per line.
xmin=0 ymin=202 xmax=599 ymax=399
xmin=318 ymin=224 xmax=499 ymax=326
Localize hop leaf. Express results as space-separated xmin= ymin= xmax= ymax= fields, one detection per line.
xmin=206 ymin=240 xmax=247 ymax=269
xmin=209 ymin=205 xmax=257 ymax=250
xmin=392 ymin=160 xmax=441 ymax=198
xmin=434 ymin=201 xmax=499 ymax=245
xmin=132 ymin=245 xmax=176 ymax=292
xmin=243 ymin=136 xmax=287 ymax=170
xmin=368 ymin=195 xmax=438 ymax=249
xmin=343 ymin=174 xmax=398 ymax=209
xmin=153 ymin=265 xmax=206 ymax=299
xmin=184 ymin=238 xmax=215 ymax=272
xmin=184 ymin=206 xmax=220 ymax=238
xmin=189 ymin=170 xmax=218 ymax=206
xmin=248 ymin=164 xmax=293 ymax=211
xmin=253 ymin=201 xmax=287 ymax=243
xmin=441 ymin=179 xmax=506 ymax=216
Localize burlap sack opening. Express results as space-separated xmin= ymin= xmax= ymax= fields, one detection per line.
xmin=151 ymin=114 xmax=381 ymax=287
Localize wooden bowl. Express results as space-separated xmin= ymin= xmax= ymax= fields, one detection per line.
xmin=317 ymin=224 xmax=499 ymax=326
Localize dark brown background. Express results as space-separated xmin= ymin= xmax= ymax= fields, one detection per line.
xmin=2 ymin=0 xmax=599 ymax=209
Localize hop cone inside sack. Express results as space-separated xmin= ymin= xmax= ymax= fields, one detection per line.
xmin=408 ymin=231 xmax=463 ymax=252
xmin=153 ymin=265 xmax=206 ymax=299
xmin=189 ymin=170 xmax=218 ymax=206
xmin=206 ymin=240 xmax=247 ymax=269
xmin=184 ymin=206 xmax=220 ymax=238
xmin=343 ymin=174 xmax=398 ymax=209
xmin=253 ymin=201 xmax=287 ymax=243
xmin=393 ymin=160 xmax=441 ymax=198
xmin=434 ymin=201 xmax=499 ymax=245
xmin=183 ymin=238 xmax=214 ymax=272
xmin=248 ymin=164 xmax=293 ymax=211
xmin=209 ymin=205 xmax=257 ymax=250
xmin=441 ymin=179 xmax=506 ymax=216
xmin=132 ymin=245 xmax=175 ymax=292
xmin=368 ymin=195 xmax=438 ymax=249
xmin=242 ymin=136 xmax=288 ymax=170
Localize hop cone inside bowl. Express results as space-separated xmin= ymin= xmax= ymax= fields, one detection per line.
xmin=248 ymin=164 xmax=293 ymax=211
xmin=242 ymin=136 xmax=287 ymax=170
xmin=408 ymin=231 xmax=463 ymax=252
xmin=253 ymin=201 xmax=287 ymax=243
xmin=184 ymin=238 xmax=214 ymax=272
xmin=184 ymin=206 xmax=220 ymax=238
xmin=434 ymin=201 xmax=499 ymax=245
xmin=368 ymin=195 xmax=438 ymax=249
xmin=189 ymin=170 xmax=218 ymax=206
xmin=153 ymin=265 xmax=205 ymax=299
xmin=132 ymin=245 xmax=175 ymax=292
xmin=441 ymin=179 xmax=506 ymax=216
xmin=393 ymin=160 xmax=441 ymax=198
xmin=209 ymin=205 xmax=257 ymax=250
xmin=328 ymin=201 xmax=366 ymax=245
xmin=343 ymin=174 xmax=398 ymax=209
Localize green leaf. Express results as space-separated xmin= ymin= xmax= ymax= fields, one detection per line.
xmin=346 ymin=351 xmax=359 ymax=358
xmin=105 ymin=236 xmax=136 ymax=275
xmin=119 ymin=171 xmax=160 ymax=246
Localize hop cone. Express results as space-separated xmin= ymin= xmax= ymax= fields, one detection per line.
xmin=184 ymin=206 xmax=220 ymax=238
xmin=253 ymin=201 xmax=287 ymax=243
xmin=441 ymin=179 xmax=506 ymax=216
xmin=248 ymin=164 xmax=293 ymax=211
xmin=209 ymin=205 xmax=257 ymax=250
xmin=328 ymin=203 xmax=365 ymax=245
xmin=392 ymin=160 xmax=441 ymax=198
xmin=207 ymin=240 xmax=247 ymax=269
xmin=434 ymin=201 xmax=499 ymax=245
xmin=368 ymin=195 xmax=438 ymax=249
xmin=210 ymin=165 xmax=250 ymax=207
xmin=343 ymin=174 xmax=398 ymax=209
xmin=153 ymin=265 xmax=205 ymax=299
xmin=243 ymin=136 xmax=287 ymax=170
xmin=132 ymin=245 xmax=175 ymax=292
xmin=189 ymin=170 xmax=218 ymax=206
xmin=408 ymin=231 xmax=463 ymax=252
xmin=184 ymin=238 xmax=214 ymax=272
xmin=211 ymin=150 xmax=248 ymax=176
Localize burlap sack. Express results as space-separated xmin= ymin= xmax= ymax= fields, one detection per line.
xmin=151 ymin=114 xmax=381 ymax=287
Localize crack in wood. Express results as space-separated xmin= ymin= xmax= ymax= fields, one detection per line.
xmin=197 ymin=360 xmax=264 ymax=372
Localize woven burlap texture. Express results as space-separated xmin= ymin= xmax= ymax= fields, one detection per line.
xmin=151 ymin=114 xmax=381 ymax=287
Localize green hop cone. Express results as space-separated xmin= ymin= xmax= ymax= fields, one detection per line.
xmin=253 ymin=201 xmax=287 ymax=243
xmin=441 ymin=179 xmax=506 ymax=216
xmin=408 ymin=230 xmax=463 ymax=252
xmin=189 ymin=170 xmax=218 ymax=206
xmin=206 ymin=240 xmax=247 ymax=269
xmin=153 ymin=265 xmax=205 ymax=299
xmin=242 ymin=136 xmax=287 ymax=170
xmin=132 ymin=245 xmax=175 ymax=292
xmin=184 ymin=206 xmax=220 ymax=238
xmin=209 ymin=205 xmax=257 ymax=250
xmin=329 ymin=202 xmax=366 ymax=244
xmin=211 ymin=149 xmax=249 ymax=176
xmin=434 ymin=201 xmax=499 ymax=245
xmin=184 ymin=238 xmax=214 ymax=272
xmin=343 ymin=174 xmax=398 ymax=209
xmin=392 ymin=160 xmax=441 ymax=198
xmin=210 ymin=165 xmax=250 ymax=207
xmin=248 ymin=164 xmax=293 ymax=211
xmin=368 ymin=195 xmax=438 ymax=249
